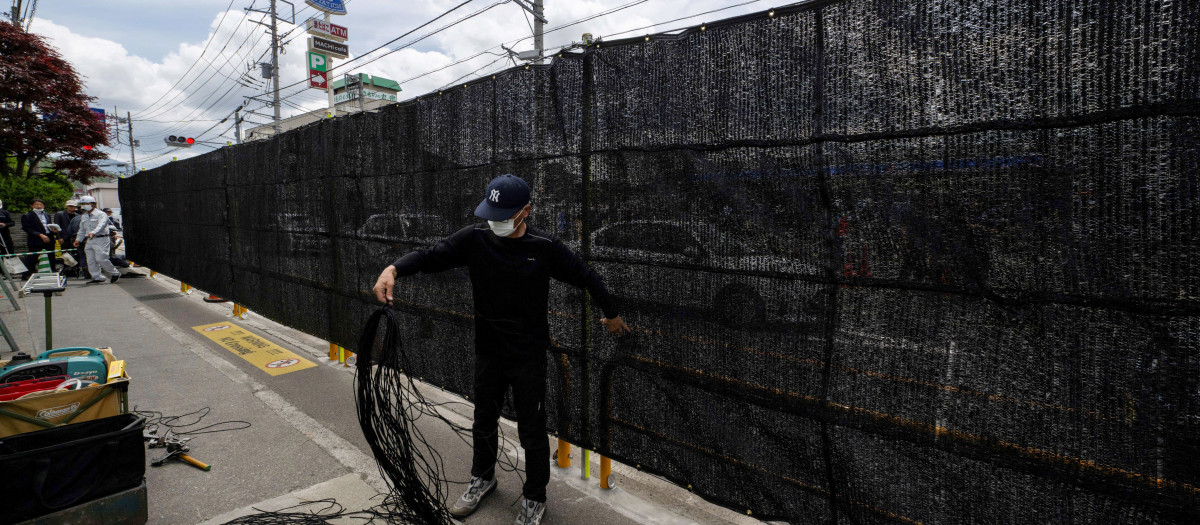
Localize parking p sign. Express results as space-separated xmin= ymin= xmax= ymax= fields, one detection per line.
xmin=308 ymin=51 xmax=328 ymax=89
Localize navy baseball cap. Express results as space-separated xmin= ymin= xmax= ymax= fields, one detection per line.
xmin=474 ymin=174 xmax=530 ymax=221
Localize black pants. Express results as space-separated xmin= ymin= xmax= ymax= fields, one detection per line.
xmin=471 ymin=353 xmax=549 ymax=503
xmin=23 ymin=242 xmax=47 ymax=275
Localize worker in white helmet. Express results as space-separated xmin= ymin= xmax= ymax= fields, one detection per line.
xmin=73 ymin=196 xmax=121 ymax=284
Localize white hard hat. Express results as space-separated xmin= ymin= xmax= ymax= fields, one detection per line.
xmin=79 ymin=196 xmax=97 ymax=204
xmin=66 ymin=200 xmax=78 ymax=206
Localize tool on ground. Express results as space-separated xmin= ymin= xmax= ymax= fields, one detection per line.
xmin=145 ymin=426 xmax=211 ymax=471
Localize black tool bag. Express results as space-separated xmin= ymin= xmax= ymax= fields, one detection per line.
xmin=0 ymin=414 xmax=146 ymax=524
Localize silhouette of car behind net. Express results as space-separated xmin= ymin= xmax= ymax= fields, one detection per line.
xmin=589 ymin=220 xmax=819 ymax=327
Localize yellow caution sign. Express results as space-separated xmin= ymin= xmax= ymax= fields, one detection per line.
xmin=191 ymin=322 xmax=316 ymax=376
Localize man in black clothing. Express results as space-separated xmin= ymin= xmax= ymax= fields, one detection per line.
xmin=53 ymin=201 xmax=78 ymax=269
xmin=20 ymin=198 xmax=52 ymax=277
xmin=53 ymin=200 xmax=78 ymax=243
xmin=372 ymin=174 xmax=628 ymax=525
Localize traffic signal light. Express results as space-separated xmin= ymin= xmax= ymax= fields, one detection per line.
xmin=164 ymin=135 xmax=195 ymax=148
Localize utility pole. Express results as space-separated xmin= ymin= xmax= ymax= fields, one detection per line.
xmin=512 ymin=0 xmax=547 ymax=63
xmin=533 ymin=0 xmax=544 ymax=64
xmin=246 ymin=0 xmax=293 ymax=137
xmin=325 ymin=12 xmax=336 ymax=117
xmin=126 ymin=112 xmax=136 ymax=174
xmin=234 ymin=107 xmax=243 ymax=144
xmin=269 ymin=0 xmax=280 ymax=135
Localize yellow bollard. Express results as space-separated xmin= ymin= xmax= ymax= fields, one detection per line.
xmin=180 ymin=282 xmax=192 ymax=295
xmin=149 ymin=270 xmax=157 ymax=279
xmin=556 ymin=439 xmax=571 ymax=468
xmin=600 ymin=456 xmax=612 ymax=489
xmin=233 ymin=304 xmax=248 ymax=319
xmin=582 ymin=449 xmax=591 ymax=479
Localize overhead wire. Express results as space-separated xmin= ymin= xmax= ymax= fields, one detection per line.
xmin=135 ymin=0 xmax=355 ymax=153
xmin=600 ymin=0 xmax=764 ymax=41
xmin=133 ymin=0 xmax=245 ymax=117
xmin=269 ymin=0 xmax=492 ymax=100
xmin=137 ymin=11 xmax=275 ymax=121
xmin=136 ymin=0 xmax=344 ymax=125
xmin=135 ymin=0 xmax=679 ymax=169
xmin=266 ymin=0 xmax=649 ymax=119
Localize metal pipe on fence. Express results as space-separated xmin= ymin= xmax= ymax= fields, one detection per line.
xmin=600 ymin=456 xmax=612 ymax=489
xmin=556 ymin=439 xmax=571 ymax=468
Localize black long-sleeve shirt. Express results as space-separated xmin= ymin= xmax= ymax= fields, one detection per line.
xmin=391 ymin=222 xmax=618 ymax=358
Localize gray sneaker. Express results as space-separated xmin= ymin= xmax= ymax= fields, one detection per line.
xmin=449 ymin=476 xmax=497 ymax=518
xmin=514 ymin=498 xmax=545 ymax=525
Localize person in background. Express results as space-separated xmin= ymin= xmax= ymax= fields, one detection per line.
xmin=54 ymin=200 xmax=78 ymax=243
xmin=68 ymin=207 xmax=88 ymax=279
xmin=0 ymin=200 xmax=14 ymax=255
xmin=103 ymin=208 xmax=121 ymax=231
xmin=73 ymin=196 xmax=121 ymax=284
xmin=20 ymin=198 xmax=52 ymax=279
xmin=53 ymin=200 xmax=79 ymax=270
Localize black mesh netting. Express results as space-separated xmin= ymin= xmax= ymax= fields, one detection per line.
xmin=121 ymin=0 xmax=1200 ymax=522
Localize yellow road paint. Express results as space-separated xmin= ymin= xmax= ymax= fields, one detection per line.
xmin=192 ymin=322 xmax=316 ymax=376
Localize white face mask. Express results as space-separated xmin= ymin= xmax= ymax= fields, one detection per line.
xmin=487 ymin=213 xmax=524 ymax=237
xmin=81 ymin=204 xmax=93 ymax=211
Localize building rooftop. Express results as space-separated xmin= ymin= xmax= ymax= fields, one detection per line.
xmin=331 ymin=73 xmax=401 ymax=92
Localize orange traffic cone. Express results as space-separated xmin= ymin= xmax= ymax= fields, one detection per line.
xmin=203 ymin=294 xmax=230 ymax=303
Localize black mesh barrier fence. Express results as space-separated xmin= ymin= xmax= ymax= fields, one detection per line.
xmin=120 ymin=0 xmax=1200 ymax=522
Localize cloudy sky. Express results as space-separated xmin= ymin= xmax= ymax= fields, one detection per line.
xmin=27 ymin=0 xmax=771 ymax=171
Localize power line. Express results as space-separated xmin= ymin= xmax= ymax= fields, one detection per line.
xmin=600 ymin=0 xmax=763 ymax=41
xmin=135 ymin=0 xmax=334 ymax=122
xmin=268 ymin=0 xmax=646 ymax=116
xmin=269 ymin=0 xmax=490 ymax=99
xmin=358 ymin=0 xmax=648 ymax=90
xmin=133 ymin=0 xmax=244 ymax=117
xmin=136 ymin=0 xmax=351 ymax=140
xmin=137 ymin=11 xmax=274 ymax=120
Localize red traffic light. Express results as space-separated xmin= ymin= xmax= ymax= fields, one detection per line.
xmin=165 ymin=136 xmax=195 ymax=148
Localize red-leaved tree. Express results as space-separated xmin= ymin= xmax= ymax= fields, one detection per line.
xmin=0 ymin=20 xmax=108 ymax=182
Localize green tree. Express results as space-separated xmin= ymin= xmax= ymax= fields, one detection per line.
xmin=0 ymin=162 xmax=74 ymax=213
xmin=0 ymin=20 xmax=108 ymax=182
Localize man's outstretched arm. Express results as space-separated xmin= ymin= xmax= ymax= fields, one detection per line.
xmin=548 ymin=240 xmax=630 ymax=335
xmin=372 ymin=225 xmax=473 ymax=305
